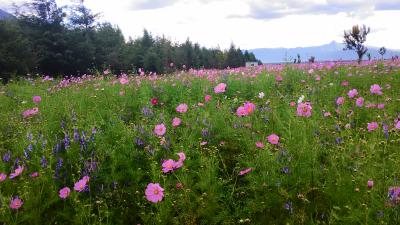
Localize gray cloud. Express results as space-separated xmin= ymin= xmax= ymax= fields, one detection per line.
xmin=235 ymin=0 xmax=399 ymax=19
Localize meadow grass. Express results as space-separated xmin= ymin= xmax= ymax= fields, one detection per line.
xmin=0 ymin=61 xmax=400 ymax=224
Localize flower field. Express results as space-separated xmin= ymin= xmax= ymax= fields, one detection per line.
xmin=1 ymin=60 xmax=400 ymax=224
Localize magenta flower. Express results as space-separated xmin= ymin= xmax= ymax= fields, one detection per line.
xmin=267 ymin=134 xmax=280 ymax=145
xmin=205 ymin=95 xmax=212 ymax=102
xmin=0 ymin=173 xmax=7 ymax=182
xmin=336 ymin=97 xmax=345 ymax=105
xmin=145 ymin=183 xmax=164 ymax=203
xmin=255 ymin=142 xmax=264 ymax=148
xmin=296 ymin=102 xmax=312 ymax=117
xmin=176 ymin=103 xmax=188 ymax=113
xmin=370 ymin=84 xmax=382 ymax=95
xmin=10 ymin=196 xmax=23 ymax=210
xmin=367 ymin=122 xmax=378 ymax=132
xmin=32 ymin=96 xmax=42 ymax=104
xmin=172 ymin=117 xmax=181 ymax=127
xmin=347 ymin=89 xmax=358 ymax=98
xmin=238 ymin=168 xmax=252 ymax=176
xmin=30 ymin=172 xmax=39 ymax=178
xmin=22 ymin=107 xmax=39 ymax=118
xmin=177 ymin=152 xmax=186 ymax=162
xmin=9 ymin=166 xmax=24 ymax=179
xmin=236 ymin=106 xmax=247 ymax=117
xmin=395 ymin=121 xmax=400 ymax=130
xmin=289 ymin=101 xmax=296 ymax=107
xmin=367 ymin=180 xmax=374 ymax=189
xmin=154 ymin=124 xmax=166 ymax=136
xmin=244 ymin=102 xmax=256 ymax=114
xmin=74 ymin=177 xmax=89 ymax=192
xmin=377 ymin=103 xmax=385 ymax=109
xmin=59 ymin=187 xmax=71 ymax=199
xmin=355 ymin=97 xmax=364 ymax=107
xmin=119 ymin=76 xmax=129 ymax=85
xmin=162 ymin=159 xmax=176 ymax=173
xmin=214 ymin=83 xmax=226 ymax=94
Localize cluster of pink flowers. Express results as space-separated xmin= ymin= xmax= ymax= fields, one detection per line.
xmin=119 ymin=74 xmax=130 ymax=85
xmin=22 ymin=107 xmax=39 ymax=118
xmin=154 ymin=124 xmax=167 ymax=136
xmin=145 ymin=183 xmax=164 ymax=203
xmin=74 ymin=176 xmax=90 ymax=192
xmin=162 ymin=152 xmax=186 ymax=173
xmin=176 ymin=103 xmax=188 ymax=113
xmin=214 ymin=83 xmax=226 ymax=94
xmin=296 ymin=102 xmax=312 ymax=117
xmin=236 ymin=102 xmax=256 ymax=117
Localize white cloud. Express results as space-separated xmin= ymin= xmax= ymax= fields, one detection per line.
xmin=1 ymin=0 xmax=400 ymax=49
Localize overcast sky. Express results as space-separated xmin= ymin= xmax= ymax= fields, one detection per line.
xmin=1 ymin=0 xmax=400 ymax=50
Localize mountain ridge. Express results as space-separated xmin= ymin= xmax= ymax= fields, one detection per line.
xmin=249 ymin=41 xmax=400 ymax=63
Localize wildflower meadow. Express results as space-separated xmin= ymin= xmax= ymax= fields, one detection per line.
xmin=1 ymin=60 xmax=400 ymax=224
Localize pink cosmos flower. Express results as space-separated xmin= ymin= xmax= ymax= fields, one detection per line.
xmin=154 ymin=124 xmax=166 ymax=136
xmin=22 ymin=107 xmax=39 ymax=118
xmin=236 ymin=106 xmax=247 ymax=117
xmin=370 ymin=84 xmax=382 ymax=95
xmin=377 ymin=103 xmax=385 ymax=109
xmin=200 ymin=141 xmax=208 ymax=146
xmin=275 ymin=75 xmax=283 ymax=82
xmin=341 ymin=81 xmax=349 ymax=87
xmin=145 ymin=183 xmax=164 ymax=203
xmin=151 ymin=98 xmax=158 ymax=105
xmin=82 ymin=175 xmax=90 ymax=183
xmin=367 ymin=180 xmax=374 ymax=189
xmin=289 ymin=102 xmax=296 ymax=107
xmin=367 ymin=122 xmax=378 ymax=132
xmin=315 ymin=75 xmax=321 ymax=81
xmin=296 ymin=102 xmax=312 ymax=117
xmin=162 ymin=159 xmax=176 ymax=173
xmin=10 ymin=196 xmax=23 ymax=209
xmin=214 ymin=83 xmax=227 ymax=94
xmin=74 ymin=177 xmax=89 ymax=192
xmin=119 ymin=76 xmax=129 ymax=85
xmin=33 ymin=96 xmax=42 ymax=103
xmin=336 ymin=97 xmax=345 ymax=105
xmin=395 ymin=121 xmax=400 ymax=130
xmin=103 ymin=69 xmax=110 ymax=75
xmin=172 ymin=117 xmax=181 ymax=127
xmin=205 ymin=95 xmax=212 ymax=102
xmin=9 ymin=166 xmax=24 ymax=179
xmin=324 ymin=112 xmax=331 ymax=117
xmin=256 ymin=142 xmax=264 ymax=148
xmin=0 ymin=173 xmax=7 ymax=182
xmin=30 ymin=172 xmax=39 ymax=178
xmin=238 ymin=168 xmax=252 ymax=176
xmin=267 ymin=134 xmax=280 ymax=145
xmin=176 ymin=103 xmax=188 ymax=113
xmin=177 ymin=152 xmax=186 ymax=162
xmin=244 ymin=102 xmax=256 ymax=114
xmin=356 ymin=97 xmax=364 ymax=107
xmin=348 ymin=89 xmax=358 ymax=98
xmin=59 ymin=187 xmax=71 ymax=199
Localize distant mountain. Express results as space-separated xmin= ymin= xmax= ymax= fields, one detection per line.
xmin=0 ymin=9 xmax=15 ymax=20
xmin=250 ymin=41 xmax=400 ymax=63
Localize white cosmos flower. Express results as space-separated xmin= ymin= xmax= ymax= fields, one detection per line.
xmin=297 ymin=95 xmax=305 ymax=103
xmin=258 ymin=92 xmax=265 ymax=99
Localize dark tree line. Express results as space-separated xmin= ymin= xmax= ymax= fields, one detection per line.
xmin=0 ymin=0 xmax=260 ymax=79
